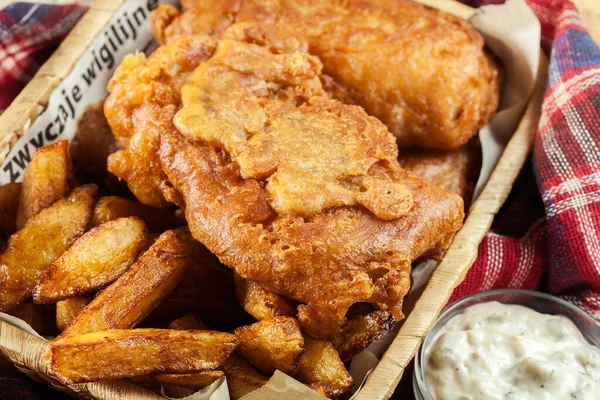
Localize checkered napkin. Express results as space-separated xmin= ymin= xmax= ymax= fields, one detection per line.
xmin=451 ymin=0 xmax=600 ymax=321
xmin=0 ymin=2 xmax=87 ymax=113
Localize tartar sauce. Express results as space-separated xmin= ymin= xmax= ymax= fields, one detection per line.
xmin=424 ymin=301 xmax=600 ymax=400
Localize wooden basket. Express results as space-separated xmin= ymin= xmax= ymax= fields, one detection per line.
xmin=0 ymin=0 xmax=548 ymax=398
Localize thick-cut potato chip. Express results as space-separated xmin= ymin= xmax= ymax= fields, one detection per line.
xmin=0 ymin=185 xmax=97 ymax=312
xmin=168 ymin=313 xmax=209 ymax=330
xmin=222 ymin=354 xmax=268 ymax=400
xmin=33 ymin=217 xmax=148 ymax=303
xmin=10 ymin=301 xmax=57 ymax=336
xmin=56 ymin=296 xmax=92 ymax=332
xmin=332 ymin=311 xmax=395 ymax=362
xmin=91 ymin=196 xmax=182 ymax=233
xmin=234 ymin=274 xmax=297 ymax=321
xmin=155 ymin=371 xmax=224 ymax=389
xmin=0 ymin=182 xmax=21 ymax=239
xmin=60 ymin=230 xmax=191 ymax=337
xmin=234 ymin=316 xmax=304 ymax=376
xmin=16 ymin=140 xmax=74 ymax=229
xmin=45 ymin=328 xmax=237 ymax=384
xmin=296 ymin=336 xmax=353 ymax=398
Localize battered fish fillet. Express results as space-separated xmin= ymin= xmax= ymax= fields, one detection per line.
xmin=150 ymin=0 xmax=500 ymax=149
xmin=104 ymin=35 xmax=217 ymax=207
xmin=158 ymin=27 xmax=464 ymax=338
xmin=398 ymin=143 xmax=480 ymax=202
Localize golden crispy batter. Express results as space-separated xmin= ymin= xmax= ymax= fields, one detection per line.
xmin=158 ymin=32 xmax=464 ymax=338
xmin=234 ymin=316 xmax=304 ymax=375
xmin=104 ymin=35 xmax=217 ymax=207
xmin=151 ymin=0 xmax=500 ymax=149
xmin=332 ymin=310 xmax=395 ymax=362
xmin=398 ymin=143 xmax=480 ymax=201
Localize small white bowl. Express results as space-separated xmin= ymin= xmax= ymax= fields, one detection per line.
xmin=413 ymin=289 xmax=600 ymax=400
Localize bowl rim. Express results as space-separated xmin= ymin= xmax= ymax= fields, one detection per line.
xmin=412 ymin=288 xmax=600 ymax=400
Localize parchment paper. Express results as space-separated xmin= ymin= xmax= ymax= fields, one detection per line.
xmin=0 ymin=0 xmax=541 ymax=398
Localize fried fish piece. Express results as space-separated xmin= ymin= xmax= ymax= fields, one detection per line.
xmin=0 ymin=185 xmax=97 ymax=312
xmin=104 ymin=35 xmax=217 ymax=207
xmin=151 ymin=0 xmax=500 ymax=149
xmin=159 ymin=31 xmax=464 ymax=338
xmin=16 ymin=139 xmax=74 ymax=229
xmin=45 ymin=328 xmax=238 ymax=384
xmin=331 ymin=310 xmax=395 ymax=362
xmin=398 ymin=143 xmax=480 ymax=201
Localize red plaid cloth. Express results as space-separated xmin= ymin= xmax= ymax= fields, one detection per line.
xmin=451 ymin=0 xmax=600 ymax=321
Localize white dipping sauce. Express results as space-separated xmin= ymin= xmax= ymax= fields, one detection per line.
xmin=424 ymin=302 xmax=600 ymax=400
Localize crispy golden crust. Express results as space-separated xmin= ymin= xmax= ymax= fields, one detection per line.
xmin=16 ymin=140 xmax=74 ymax=229
xmin=56 ymin=296 xmax=91 ymax=332
xmin=397 ymin=143 xmax=480 ymax=201
xmin=60 ymin=230 xmax=192 ymax=337
xmin=71 ymin=100 xmax=122 ymax=178
xmin=45 ymin=328 xmax=237 ymax=384
xmin=0 ymin=185 xmax=97 ymax=312
xmin=33 ymin=217 xmax=148 ymax=303
xmin=234 ymin=274 xmax=297 ymax=320
xmin=295 ymin=336 xmax=353 ymax=397
xmin=0 ymin=182 xmax=21 ymax=239
xmin=234 ymin=316 xmax=304 ymax=375
xmin=157 ymin=33 xmax=464 ymax=337
xmin=222 ymin=354 xmax=269 ymax=400
xmin=104 ymin=35 xmax=217 ymax=207
xmin=151 ymin=0 xmax=500 ymax=149
xmin=332 ymin=310 xmax=395 ymax=362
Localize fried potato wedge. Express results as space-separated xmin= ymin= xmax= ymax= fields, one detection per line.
xmin=234 ymin=274 xmax=297 ymax=320
xmin=33 ymin=217 xmax=148 ymax=303
xmin=222 ymin=354 xmax=268 ymax=400
xmin=0 ymin=185 xmax=97 ymax=312
xmin=10 ymin=301 xmax=57 ymax=336
xmin=234 ymin=316 xmax=304 ymax=376
xmin=155 ymin=371 xmax=224 ymax=389
xmin=56 ymin=296 xmax=92 ymax=332
xmin=168 ymin=313 xmax=209 ymax=330
xmin=60 ymin=230 xmax=191 ymax=337
xmin=296 ymin=336 xmax=353 ymax=398
xmin=91 ymin=196 xmax=183 ymax=233
xmin=16 ymin=140 xmax=74 ymax=229
xmin=0 ymin=182 xmax=21 ymax=239
xmin=332 ymin=311 xmax=395 ymax=362
xmin=45 ymin=328 xmax=238 ymax=384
